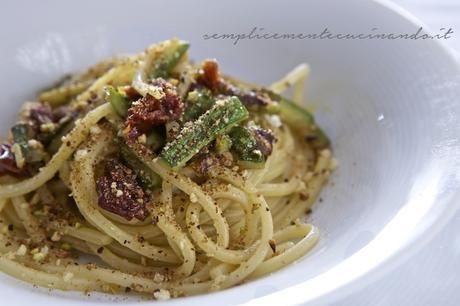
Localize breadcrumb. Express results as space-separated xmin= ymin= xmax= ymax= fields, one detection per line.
xmin=16 ymin=244 xmax=27 ymax=256
xmin=51 ymin=231 xmax=62 ymax=242
xmin=63 ymin=272 xmax=74 ymax=282
xmin=90 ymin=126 xmax=102 ymax=135
xmin=189 ymin=193 xmax=198 ymax=203
xmin=153 ymin=273 xmax=165 ymax=283
xmin=153 ymin=289 xmax=171 ymax=300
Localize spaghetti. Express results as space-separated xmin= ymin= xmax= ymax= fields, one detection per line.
xmin=0 ymin=38 xmax=335 ymax=299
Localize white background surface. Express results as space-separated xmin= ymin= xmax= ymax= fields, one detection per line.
xmin=334 ymin=1 xmax=460 ymax=305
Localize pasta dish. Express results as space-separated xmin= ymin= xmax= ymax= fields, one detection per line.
xmin=0 ymin=38 xmax=335 ymax=299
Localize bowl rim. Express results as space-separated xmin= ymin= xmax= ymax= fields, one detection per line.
xmin=162 ymin=1 xmax=460 ymax=305
xmin=2 ymin=1 xmax=460 ymax=305
xmin=235 ymin=1 xmax=460 ymax=305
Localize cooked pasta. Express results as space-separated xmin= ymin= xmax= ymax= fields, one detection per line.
xmin=0 ymin=38 xmax=335 ymax=299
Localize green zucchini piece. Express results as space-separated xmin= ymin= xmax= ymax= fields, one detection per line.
xmin=215 ymin=134 xmax=232 ymax=154
xmin=104 ymin=86 xmax=130 ymax=117
xmin=265 ymin=90 xmax=330 ymax=149
xmin=11 ymin=123 xmax=47 ymax=164
xmin=119 ymin=140 xmax=161 ymax=189
xmin=150 ymin=40 xmax=189 ymax=79
xmin=11 ymin=124 xmax=30 ymax=147
xmin=146 ymin=129 xmax=165 ymax=152
xmin=229 ymin=126 xmax=265 ymax=165
xmin=161 ymin=96 xmax=249 ymax=170
xmin=11 ymin=123 xmax=31 ymax=161
xmin=182 ymin=88 xmax=214 ymax=122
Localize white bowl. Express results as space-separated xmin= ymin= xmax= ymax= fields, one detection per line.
xmin=1 ymin=0 xmax=460 ymax=305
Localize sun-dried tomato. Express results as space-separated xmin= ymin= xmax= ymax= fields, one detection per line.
xmin=96 ymin=160 xmax=149 ymax=221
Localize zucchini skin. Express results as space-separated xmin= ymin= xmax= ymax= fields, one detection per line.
xmin=161 ymin=96 xmax=249 ymax=170
xmin=119 ymin=139 xmax=162 ymax=189
xmin=229 ymin=126 xmax=264 ymax=165
xmin=104 ymin=86 xmax=130 ymax=118
xmin=11 ymin=123 xmax=48 ymax=166
xmin=11 ymin=123 xmax=30 ymax=157
xmin=182 ymin=87 xmax=214 ymax=122
xmin=265 ymin=90 xmax=330 ymax=149
xmin=146 ymin=128 xmax=165 ymax=153
xmin=150 ymin=41 xmax=189 ymax=79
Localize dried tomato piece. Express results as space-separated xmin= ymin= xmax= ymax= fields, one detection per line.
xmin=19 ymin=102 xmax=75 ymax=145
xmin=196 ymin=59 xmax=220 ymax=91
xmin=253 ymin=127 xmax=275 ymax=156
xmin=191 ymin=152 xmax=234 ymax=177
xmin=218 ymin=81 xmax=271 ymax=107
xmin=52 ymin=105 xmax=75 ymax=123
xmin=30 ymin=104 xmax=53 ymax=127
xmin=96 ymin=160 xmax=149 ymax=221
xmin=195 ymin=59 xmax=270 ymax=107
xmin=0 ymin=143 xmax=24 ymax=176
xmin=125 ymin=79 xmax=183 ymax=142
xmin=123 ymin=86 xmax=142 ymax=100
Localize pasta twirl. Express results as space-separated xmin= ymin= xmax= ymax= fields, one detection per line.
xmin=0 ymin=38 xmax=335 ymax=299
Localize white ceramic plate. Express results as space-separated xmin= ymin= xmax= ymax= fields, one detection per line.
xmin=1 ymin=0 xmax=460 ymax=305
